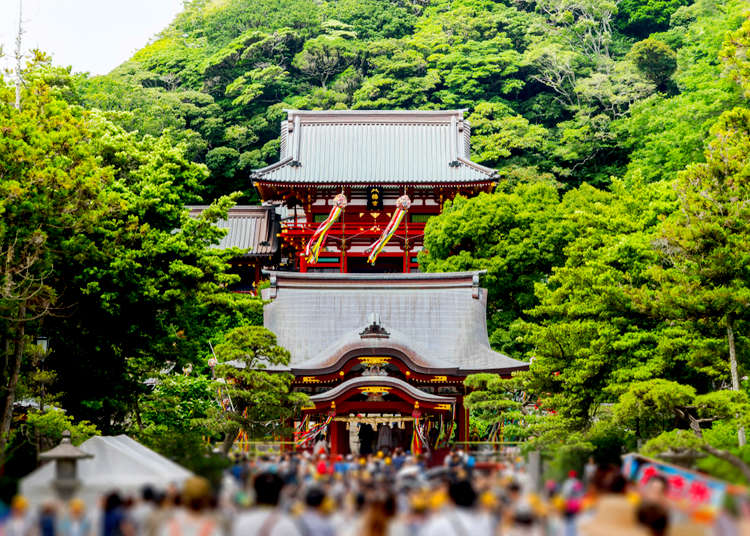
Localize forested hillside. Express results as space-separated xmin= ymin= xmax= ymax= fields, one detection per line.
xmin=80 ymin=0 xmax=746 ymax=200
xmin=2 ymin=0 xmax=750 ymax=490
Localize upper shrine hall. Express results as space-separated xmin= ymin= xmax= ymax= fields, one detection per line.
xmin=252 ymin=109 xmax=498 ymax=274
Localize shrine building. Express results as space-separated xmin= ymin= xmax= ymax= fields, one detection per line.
xmin=261 ymin=271 xmax=527 ymax=455
xmin=246 ymin=110 xmax=528 ymax=456
xmin=252 ymin=109 xmax=498 ymax=273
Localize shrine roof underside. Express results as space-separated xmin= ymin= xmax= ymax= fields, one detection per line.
xmin=252 ymin=110 xmax=497 ymax=186
xmin=308 ymin=376 xmax=455 ymax=405
xmin=262 ymin=271 xmax=528 ymax=375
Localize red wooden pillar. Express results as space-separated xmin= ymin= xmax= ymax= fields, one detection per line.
xmin=457 ymin=397 xmax=469 ymax=447
xmin=300 ymin=252 xmax=308 ymax=273
xmin=329 ymin=420 xmax=340 ymax=456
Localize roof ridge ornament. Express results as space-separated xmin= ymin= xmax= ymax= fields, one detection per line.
xmin=359 ymin=313 xmax=390 ymax=339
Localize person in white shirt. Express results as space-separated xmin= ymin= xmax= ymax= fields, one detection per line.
xmin=420 ymin=480 xmax=495 ymax=536
xmin=232 ymin=472 xmax=300 ymax=536
xmin=2 ymin=496 xmax=33 ymax=536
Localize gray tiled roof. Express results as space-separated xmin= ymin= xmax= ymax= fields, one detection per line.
xmin=262 ymin=271 xmax=527 ymax=373
xmin=187 ymin=206 xmax=279 ymax=257
xmin=252 ymin=110 xmax=497 ymax=185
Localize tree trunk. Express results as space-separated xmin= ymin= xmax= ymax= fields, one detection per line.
xmin=0 ymin=337 xmax=10 ymax=397
xmin=680 ymin=405 xmax=750 ymax=482
xmin=221 ymin=425 xmax=239 ymax=455
xmin=727 ymin=315 xmax=745 ymax=446
xmin=700 ymin=442 xmax=750 ymax=483
xmin=0 ymin=303 xmax=26 ymax=455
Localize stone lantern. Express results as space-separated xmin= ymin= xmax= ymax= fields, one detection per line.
xmin=38 ymin=430 xmax=93 ymax=500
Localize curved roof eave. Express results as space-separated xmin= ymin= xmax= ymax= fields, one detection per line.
xmin=290 ymin=324 xmax=458 ymax=372
xmin=308 ymin=376 xmax=455 ymax=404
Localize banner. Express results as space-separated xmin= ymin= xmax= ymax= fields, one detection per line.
xmin=622 ymin=453 xmax=728 ymax=510
xmin=365 ymin=195 xmax=411 ymax=264
xmin=294 ymin=414 xmax=333 ymax=447
xmin=305 ymin=193 xmax=347 ymax=264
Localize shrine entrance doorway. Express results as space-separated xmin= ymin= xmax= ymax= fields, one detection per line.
xmin=298 ymin=376 xmax=457 ymax=458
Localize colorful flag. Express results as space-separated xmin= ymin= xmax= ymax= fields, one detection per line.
xmin=365 ymin=195 xmax=411 ymax=264
xmin=305 ymin=193 xmax=347 ymax=264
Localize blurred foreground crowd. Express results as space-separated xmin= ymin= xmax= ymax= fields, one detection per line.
xmin=2 ymin=448 xmax=750 ymax=536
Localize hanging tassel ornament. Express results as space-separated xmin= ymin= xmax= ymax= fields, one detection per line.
xmin=305 ymin=193 xmax=347 ymax=264
xmin=411 ymin=417 xmax=422 ymax=455
xmin=366 ymin=195 xmax=411 ymax=264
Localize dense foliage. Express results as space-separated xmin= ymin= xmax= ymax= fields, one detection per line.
xmin=71 ymin=0 xmax=743 ymax=199
xmin=427 ymin=2 xmax=750 ymax=479
xmin=2 ymin=0 xmax=750 ymax=492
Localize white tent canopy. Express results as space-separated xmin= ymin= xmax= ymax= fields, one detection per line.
xmin=20 ymin=435 xmax=192 ymax=509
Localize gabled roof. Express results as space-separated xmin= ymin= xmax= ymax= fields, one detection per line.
xmin=252 ymin=110 xmax=497 ymax=185
xmin=262 ymin=271 xmax=527 ymax=374
xmin=187 ymin=205 xmax=279 ymax=258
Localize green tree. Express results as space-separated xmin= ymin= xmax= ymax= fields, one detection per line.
xmin=637 ymin=108 xmax=750 ymax=445
xmin=614 ymin=381 xmax=750 ymax=483
xmin=517 ymin=179 xmax=688 ymax=426
xmin=0 ymin=80 xmax=111 ymax=456
xmin=467 ymin=102 xmax=548 ymax=171
xmin=627 ymin=38 xmax=677 ymax=90
xmin=616 ymin=0 xmax=690 ymax=38
xmin=721 ymin=16 xmax=750 ymax=96
xmin=420 ymin=183 xmax=574 ymax=355
xmin=213 ymin=326 xmax=308 ymax=453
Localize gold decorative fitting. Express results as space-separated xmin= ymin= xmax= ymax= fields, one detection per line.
xmin=301 ymin=376 xmax=320 ymax=383
xmin=430 ymin=375 xmax=448 ymax=382
xmin=339 ymin=371 xmax=345 ymax=376
xmin=435 ymin=404 xmax=452 ymax=410
xmin=359 ymin=357 xmax=390 ymax=365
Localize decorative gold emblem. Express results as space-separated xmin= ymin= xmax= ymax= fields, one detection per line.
xmin=358 ymin=386 xmax=391 ymax=393
xmin=359 ymin=357 xmax=390 ymax=365
xmin=430 ymin=376 xmax=448 ymax=382
xmin=301 ymin=376 xmax=320 ymax=383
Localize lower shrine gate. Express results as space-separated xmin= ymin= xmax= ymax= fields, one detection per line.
xmin=261 ymin=271 xmax=528 ymax=457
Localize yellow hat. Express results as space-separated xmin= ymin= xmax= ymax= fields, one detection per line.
xmin=480 ymin=491 xmax=498 ymax=508
xmin=411 ymin=492 xmax=429 ymax=513
xmin=429 ymin=489 xmax=448 ymax=510
xmin=69 ymin=498 xmax=85 ymax=513
xmin=182 ymin=476 xmax=212 ymax=505
xmin=11 ymin=496 xmax=28 ymax=511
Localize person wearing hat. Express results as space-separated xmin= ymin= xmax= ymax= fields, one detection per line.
xmin=58 ymin=498 xmax=92 ymax=536
xmin=161 ymin=477 xmax=219 ymax=536
xmin=420 ymin=479 xmax=494 ymax=536
xmin=3 ymin=496 xmax=32 ymax=536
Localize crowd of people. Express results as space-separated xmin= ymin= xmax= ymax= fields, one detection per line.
xmin=2 ymin=447 xmax=749 ymax=536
